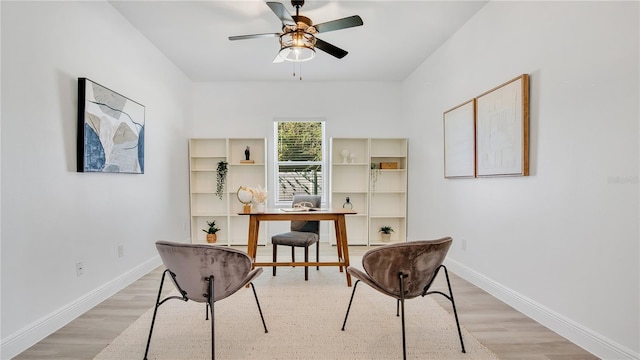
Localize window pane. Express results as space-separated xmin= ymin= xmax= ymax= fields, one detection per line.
xmin=276 ymin=121 xmax=324 ymax=203
xmin=277 ymin=164 xmax=322 ymax=202
xmin=277 ymin=122 xmax=322 ymax=161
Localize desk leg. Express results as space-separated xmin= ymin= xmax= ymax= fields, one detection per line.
xmin=336 ymin=215 xmax=352 ymax=287
xmin=333 ymin=220 xmax=344 ymax=273
xmin=247 ymin=216 xmax=260 ymax=265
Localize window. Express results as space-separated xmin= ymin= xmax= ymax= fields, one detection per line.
xmin=274 ymin=121 xmax=325 ymax=204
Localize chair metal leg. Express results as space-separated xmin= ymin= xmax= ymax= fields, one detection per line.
xmin=144 ymin=269 xmax=188 ymax=360
xmin=250 ymin=282 xmax=269 ymax=333
xmin=291 ymin=246 xmax=295 ymax=265
xmin=316 ymin=241 xmax=320 ymax=270
xmin=341 ymin=280 xmax=361 ymax=330
xmin=206 ymin=276 xmax=215 ymax=360
xmin=423 ymin=265 xmax=466 ymax=354
xmin=272 ymin=244 xmax=277 ymax=276
xmin=443 ymin=266 xmax=466 ymax=353
xmin=304 ymin=245 xmax=309 ymax=280
xmin=144 ymin=270 xmax=167 ymax=360
xmin=399 ymin=272 xmax=408 ymax=360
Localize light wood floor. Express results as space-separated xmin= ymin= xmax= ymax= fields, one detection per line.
xmin=14 ymin=244 xmax=599 ymax=360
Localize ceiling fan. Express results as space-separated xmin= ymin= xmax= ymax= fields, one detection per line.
xmin=228 ymin=0 xmax=363 ymax=63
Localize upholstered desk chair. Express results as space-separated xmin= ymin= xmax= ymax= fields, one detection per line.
xmin=271 ymin=194 xmax=321 ymax=281
xmin=144 ymin=241 xmax=268 ymax=360
xmin=341 ymin=237 xmax=466 ymax=359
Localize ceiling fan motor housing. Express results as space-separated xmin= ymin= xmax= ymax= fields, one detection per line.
xmin=229 ymin=1 xmax=363 ymax=62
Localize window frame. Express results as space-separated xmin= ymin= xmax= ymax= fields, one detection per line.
xmin=273 ymin=119 xmax=326 ymax=207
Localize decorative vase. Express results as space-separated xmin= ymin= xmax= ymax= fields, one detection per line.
xmin=256 ymin=202 xmax=266 ymax=213
xmin=341 ymin=149 xmax=350 ymax=163
xmin=206 ymin=234 xmax=217 ymax=243
xmin=381 ymin=233 xmax=391 ymax=242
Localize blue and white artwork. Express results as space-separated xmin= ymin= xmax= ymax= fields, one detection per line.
xmin=77 ymin=78 xmax=145 ymax=173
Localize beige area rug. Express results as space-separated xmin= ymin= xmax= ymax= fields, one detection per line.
xmin=95 ymin=258 xmax=498 ymax=360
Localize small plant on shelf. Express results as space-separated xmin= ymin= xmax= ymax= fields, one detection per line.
xmin=379 ymin=225 xmax=394 ymax=242
xmin=379 ymin=226 xmax=394 ymax=234
xmin=202 ymin=220 xmax=220 ymax=243
xmin=215 ymin=161 xmax=228 ymax=200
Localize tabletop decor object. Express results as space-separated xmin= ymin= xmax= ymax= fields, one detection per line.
xmin=341 ymin=149 xmax=350 ymax=163
xmin=249 ymin=185 xmax=268 ymax=213
xmin=237 ymin=186 xmax=254 ymax=213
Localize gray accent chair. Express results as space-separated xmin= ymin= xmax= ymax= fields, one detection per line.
xmin=341 ymin=237 xmax=466 ymax=359
xmin=271 ymin=194 xmax=321 ymax=281
xmin=144 ymin=241 xmax=268 ymax=360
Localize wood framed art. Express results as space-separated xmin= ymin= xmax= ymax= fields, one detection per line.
xmin=443 ymin=99 xmax=476 ymax=178
xmin=475 ymin=74 xmax=529 ymax=177
xmin=77 ymin=78 xmax=145 ymax=173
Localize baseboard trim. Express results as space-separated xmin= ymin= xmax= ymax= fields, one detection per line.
xmin=445 ymin=258 xmax=639 ymax=360
xmin=1 ymin=256 xmax=162 ymax=359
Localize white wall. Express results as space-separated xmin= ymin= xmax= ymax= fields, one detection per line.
xmin=1 ymin=2 xmax=192 ymax=358
xmin=191 ymin=81 xmax=404 ymax=137
xmin=191 ymin=81 xmax=404 ymax=235
xmin=402 ymin=1 xmax=639 ymax=359
xmin=191 ymin=80 xmax=404 ymax=203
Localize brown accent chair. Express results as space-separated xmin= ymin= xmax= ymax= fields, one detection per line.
xmin=271 ymin=194 xmax=321 ymax=280
xmin=144 ymin=241 xmax=268 ymax=360
xmin=341 ymin=237 xmax=465 ymax=359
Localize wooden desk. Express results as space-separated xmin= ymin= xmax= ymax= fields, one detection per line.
xmin=240 ymin=209 xmax=357 ymax=286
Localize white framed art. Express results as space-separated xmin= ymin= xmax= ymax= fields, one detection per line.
xmin=475 ymin=74 xmax=529 ymax=177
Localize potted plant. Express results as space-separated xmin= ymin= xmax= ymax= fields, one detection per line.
xmin=379 ymin=225 xmax=394 ymax=242
xmin=215 ymin=161 xmax=228 ymax=200
xmin=202 ymin=220 xmax=220 ymax=243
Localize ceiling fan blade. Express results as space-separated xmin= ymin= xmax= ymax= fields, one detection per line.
xmin=273 ymin=51 xmax=285 ymax=63
xmin=267 ymin=2 xmax=296 ymax=26
xmin=229 ymin=33 xmax=279 ymax=41
xmin=314 ymin=15 xmax=363 ymax=33
xmin=315 ymin=38 xmax=348 ymax=59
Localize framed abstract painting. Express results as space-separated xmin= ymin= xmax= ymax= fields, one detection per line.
xmin=443 ymin=99 xmax=476 ymax=178
xmin=475 ymin=74 xmax=529 ymax=177
xmin=77 ymin=78 xmax=145 ymax=173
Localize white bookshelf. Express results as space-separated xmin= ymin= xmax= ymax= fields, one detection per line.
xmin=189 ymin=138 xmax=268 ymax=246
xmin=330 ymin=138 xmax=407 ymax=245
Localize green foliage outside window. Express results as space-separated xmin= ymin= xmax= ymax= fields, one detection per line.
xmin=277 ymin=122 xmax=322 ymax=161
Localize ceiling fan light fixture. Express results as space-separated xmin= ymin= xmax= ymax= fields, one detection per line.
xmin=278 ymin=30 xmax=316 ymax=62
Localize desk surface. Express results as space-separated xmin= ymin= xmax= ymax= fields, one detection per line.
xmin=238 ymin=209 xmax=357 ymax=216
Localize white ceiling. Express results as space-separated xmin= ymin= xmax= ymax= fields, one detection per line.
xmin=110 ymin=1 xmax=488 ymax=82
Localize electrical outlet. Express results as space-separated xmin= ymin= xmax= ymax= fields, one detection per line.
xmin=76 ymin=261 xmax=84 ymax=276
xmin=118 ymin=245 xmax=125 ymax=258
